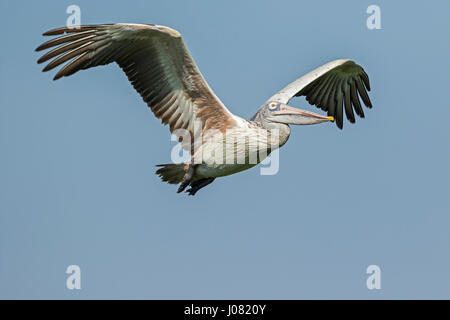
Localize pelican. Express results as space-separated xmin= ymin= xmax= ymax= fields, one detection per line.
xmin=36 ymin=23 xmax=372 ymax=195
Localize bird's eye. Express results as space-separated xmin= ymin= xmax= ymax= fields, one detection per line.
xmin=269 ymin=103 xmax=279 ymax=111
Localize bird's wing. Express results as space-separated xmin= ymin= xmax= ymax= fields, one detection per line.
xmin=266 ymin=59 xmax=372 ymax=129
xmin=36 ymin=23 xmax=237 ymax=153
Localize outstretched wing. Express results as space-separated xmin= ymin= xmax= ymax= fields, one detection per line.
xmin=267 ymin=59 xmax=372 ymax=129
xmin=36 ymin=23 xmax=237 ymax=152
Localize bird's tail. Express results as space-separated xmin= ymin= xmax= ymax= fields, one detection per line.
xmin=155 ymin=163 xmax=186 ymax=184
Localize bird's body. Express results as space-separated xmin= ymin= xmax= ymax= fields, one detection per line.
xmin=191 ymin=119 xmax=289 ymax=178
xmin=36 ymin=23 xmax=373 ymax=195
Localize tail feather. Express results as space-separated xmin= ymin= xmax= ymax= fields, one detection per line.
xmin=156 ymin=163 xmax=186 ymax=184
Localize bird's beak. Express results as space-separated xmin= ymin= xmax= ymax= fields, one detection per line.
xmin=269 ymin=104 xmax=334 ymax=125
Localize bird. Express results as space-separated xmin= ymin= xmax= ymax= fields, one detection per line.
xmin=35 ymin=23 xmax=372 ymax=195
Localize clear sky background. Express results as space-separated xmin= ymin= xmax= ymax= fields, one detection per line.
xmin=1 ymin=0 xmax=449 ymax=299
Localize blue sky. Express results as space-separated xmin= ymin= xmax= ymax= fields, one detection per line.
xmin=1 ymin=0 xmax=449 ymax=299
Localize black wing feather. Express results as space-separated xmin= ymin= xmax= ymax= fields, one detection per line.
xmin=295 ymin=61 xmax=372 ymax=129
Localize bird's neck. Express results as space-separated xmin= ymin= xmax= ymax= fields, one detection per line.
xmin=272 ymin=123 xmax=291 ymax=148
xmin=249 ymin=115 xmax=291 ymax=148
xmin=258 ymin=122 xmax=290 ymax=148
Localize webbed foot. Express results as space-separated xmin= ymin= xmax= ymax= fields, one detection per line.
xmin=186 ymin=178 xmax=215 ymax=196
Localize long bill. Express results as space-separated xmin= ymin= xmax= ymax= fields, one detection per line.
xmin=269 ymin=104 xmax=334 ymax=125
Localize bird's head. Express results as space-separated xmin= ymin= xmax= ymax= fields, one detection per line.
xmin=251 ymin=101 xmax=334 ymax=127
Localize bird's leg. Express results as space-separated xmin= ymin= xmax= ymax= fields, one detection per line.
xmin=177 ymin=162 xmax=195 ymax=193
xmin=186 ymin=178 xmax=215 ymax=196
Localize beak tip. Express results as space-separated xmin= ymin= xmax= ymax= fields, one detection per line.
xmin=328 ymin=116 xmax=335 ymax=122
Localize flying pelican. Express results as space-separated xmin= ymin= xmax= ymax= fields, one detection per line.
xmin=36 ymin=23 xmax=372 ymax=195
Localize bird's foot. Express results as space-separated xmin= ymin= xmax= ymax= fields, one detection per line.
xmin=186 ymin=178 xmax=215 ymax=196
xmin=177 ymin=164 xmax=195 ymax=193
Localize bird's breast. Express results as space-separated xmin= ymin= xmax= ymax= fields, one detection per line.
xmin=192 ymin=125 xmax=284 ymax=178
